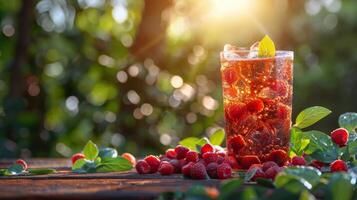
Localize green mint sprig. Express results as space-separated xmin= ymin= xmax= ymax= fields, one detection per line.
xmin=0 ymin=164 xmax=56 ymax=176
xmin=71 ymin=140 xmax=132 ymax=173
xmin=178 ymin=128 xmax=225 ymax=151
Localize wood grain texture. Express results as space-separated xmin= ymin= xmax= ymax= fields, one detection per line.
xmin=0 ymin=159 xmax=223 ymax=200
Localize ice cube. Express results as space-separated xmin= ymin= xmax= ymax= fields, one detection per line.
xmin=250 ymin=42 xmax=259 ymax=51
xmin=224 ymin=44 xmax=237 ymax=51
xmin=258 ymin=87 xmax=277 ymax=99
xmin=247 ymin=42 xmax=259 ymax=59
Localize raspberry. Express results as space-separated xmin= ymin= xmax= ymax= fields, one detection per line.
xmin=158 ymin=161 xmax=174 ymax=175
xmin=144 ymin=155 xmax=161 ymax=173
xmin=15 ymin=159 xmax=28 ymax=170
xmin=216 ymin=151 xmax=226 ymax=158
xmin=291 ymin=156 xmax=306 ymax=166
xmin=271 ymin=80 xmax=287 ymax=96
xmin=276 ymin=104 xmax=289 ymax=120
xmin=169 ymin=159 xmax=181 ymax=173
xmin=202 ymin=152 xmax=218 ymax=164
xmin=175 ymin=145 xmax=189 ymax=159
xmin=186 ymin=151 xmax=199 ymax=162
xmin=310 ymin=160 xmax=324 ymax=170
xmin=135 ymin=160 xmax=151 ymax=174
xmin=228 ymin=135 xmax=246 ymax=154
xmin=190 ymin=162 xmax=208 ymax=179
xmin=71 ymin=153 xmax=85 ymax=165
xmin=206 ymin=162 xmax=218 ymax=179
xmin=262 ymin=161 xmax=278 ymax=172
xmin=265 ymin=166 xmax=283 ymax=180
xmin=240 ymin=155 xmax=261 ymax=169
xmin=247 ymin=99 xmax=264 ymax=113
xmin=182 ymin=162 xmax=194 ymax=177
xmin=217 ymin=163 xmax=232 ymax=179
xmin=247 ymin=166 xmax=266 ymax=181
xmin=331 ymin=128 xmax=349 ymax=147
xmin=121 ymin=153 xmax=136 ymax=166
xmin=267 ymin=150 xmax=289 ymax=167
xmin=165 ymin=148 xmax=177 ymax=159
xmin=216 ymin=156 xmax=225 ymax=164
xmin=201 ymin=143 xmax=214 ymax=154
xmin=179 ymin=159 xmax=187 ymax=170
xmin=330 ymin=160 xmax=348 ymax=172
xmin=225 ymin=155 xmax=240 ymax=169
xmin=223 ymin=67 xmax=237 ymax=85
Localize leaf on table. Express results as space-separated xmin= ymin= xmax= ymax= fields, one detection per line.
xmin=5 ymin=164 xmax=25 ymax=175
xmin=294 ymin=106 xmax=331 ymax=129
xmin=339 ymin=112 xmax=357 ymax=132
xmin=179 ymin=137 xmax=200 ymax=150
xmin=209 ymin=128 xmax=225 ymax=146
xmin=72 ymin=158 xmax=86 ymax=170
xmin=83 ymin=140 xmax=99 ymax=161
xmin=28 ymin=168 xmax=56 ymax=175
xmin=98 ymin=147 xmax=118 ymax=159
xmin=95 ymin=157 xmax=133 ymax=172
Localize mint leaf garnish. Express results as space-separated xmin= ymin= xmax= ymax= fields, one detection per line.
xmin=179 ymin=137 xmax=200 ymax=150
xmin=209 ymin=128 xmax=225 ymax=146
xmin=95 ymin=157 xmax=133 ymax=172
xmin=294 ymin=106 xmax=331 ymax=129
xmin=83 ymin=140 xmax=99 ymax=161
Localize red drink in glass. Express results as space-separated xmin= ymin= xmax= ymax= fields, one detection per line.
xmin=221 ymin=46 xmax=293 ymax=167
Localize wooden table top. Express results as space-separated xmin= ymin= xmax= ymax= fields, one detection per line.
xmin=0 ymin=159 xmax=223 ymax=200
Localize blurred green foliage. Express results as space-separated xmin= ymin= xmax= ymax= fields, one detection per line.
xmin=0 ymin=0 xmax=356 ymax=158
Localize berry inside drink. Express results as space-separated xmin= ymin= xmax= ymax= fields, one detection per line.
xmin=221 ymin=45 xmax=293 ymax=166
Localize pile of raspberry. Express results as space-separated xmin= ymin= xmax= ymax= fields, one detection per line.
xmin=135 ymin=143 xmax=234 ymax=179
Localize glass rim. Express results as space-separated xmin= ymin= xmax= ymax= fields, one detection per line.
xmin=220 ymin=49 xmax=294 ymax=60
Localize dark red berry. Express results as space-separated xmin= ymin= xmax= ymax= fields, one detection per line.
xmin=291 ymin=156 xmax=306 ymax=166
xmin=226 ymin=104 xmax=247 ymax=121
xmin=216 ymin=151 xmax=226 ymax=158
xmin=330 ymin=160 xmax=348 ymax=172
xmin=121 ymin=153 xmax=136 ymax=166
xmin=217 ymin=163 xmax=232 ymax=179
xmin=144 ymin=155 xmax=161 ymax=173
xmin=310 ymin=160 xmax=324 ymax=170
xmin=136 ymin=160 xmax=151 ymax=174
xmin=165 ymin=148 xmax=177 ymax=159
xmin=190 ymin=162 xmax=208 ymax=179
xmin=175 ymin=145 xmax=190 ymax=159
xmin=331 ymin=128 xmax=349 ymax=147
xmin=216 ymin=156 xmax=225 ymax=164
xmin=225 ymin=155 xmax=240 ymax=169
xmin=71 ymin=153 xmax=85 ymax=165
xmin=15 ymin=159 xmax=27 ymax=170
xmin=247 ymin=99 xmax=264 ymax=113
xmin=202 ymin=152 xmax=218 ymax=164
xmin=201 ymin=143 xmax=214 ymax=154
xmin=265 ymin=166 xmax=283 ymax=180
xmin=182 ymin=162 xmax=194 ymax=177
xmin=267 ymin=150 xmax=289 ymax=167
xmin=229 ymin=135 xmax=246 ymax=153
xmin=240 ymin=155 xmax=261 ymax=169
xmin=262 ymin=161 xmax=278 ymax=172
xmin=186 ymin=151 xmax=199 ymax=162
xmin=158 ymin=161 xmax=174 ymax=175
xmin=206 ymin=162 xmax=218 ymax=179
xmin=169 ymin=159 xmax=181 ymax=173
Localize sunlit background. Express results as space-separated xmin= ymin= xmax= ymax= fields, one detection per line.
xmin=0 ymin=0 xmax=356 ymax=158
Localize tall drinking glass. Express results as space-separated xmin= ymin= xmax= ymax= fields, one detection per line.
xmin=221 ymin=47 xmax=293 ymax=168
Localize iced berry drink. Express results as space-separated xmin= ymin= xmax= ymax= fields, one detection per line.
xmin=221 ymin=46 xmax=293 ymax=165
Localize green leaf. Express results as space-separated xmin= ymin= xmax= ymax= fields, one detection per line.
xmin=0 ymin=168 xmax=6 ymax=176
xmin=5 ymin=164 xmax=25 ymax=175
xmin=303 ymin=130 xmax=339 ymax=162
xmin=258 ymin=35 xmax=276 ymax=57
xmin=290 ymin=127 xmax=310 ymax=156
xmin=256 ymin=178 xmax=275 ymax=188
xmin=72 ymin=158 xmax=86 ymax=170
xmin=95 ymin=157 xmax=133 ymax=172
xmin=329 ymin=173 xmax=354 ymax=200
xmin=209 ymin=128 xmax=225 ymax=146
xmin=195 ymin=137 xmax=210 ymax=152
xmin=275 ymin=174 xmax=312 ymax=192
xmin=276 ymin=166 xmax=321 ymax=190
xmin=339 ymin=112 xmax=357 ymax=132
xmin=348 ymin=140 xmax=357 ymax=156
xmin=294 ymin=106 xmax=331 ymax=129
xmin=179 ymin=137 xmax=200 ymax=150
xmin=299 ymin=190 xmax=316 ymax=200
xmin=98 ymin=147 xmax=118 ymax=159
xmin=28 ymin=168 xmax=56 ymax=175
xmin=219 ymin=178 xmax=244 ymax=200
xmin=83 ymin=140 xmax=99 ymax=161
